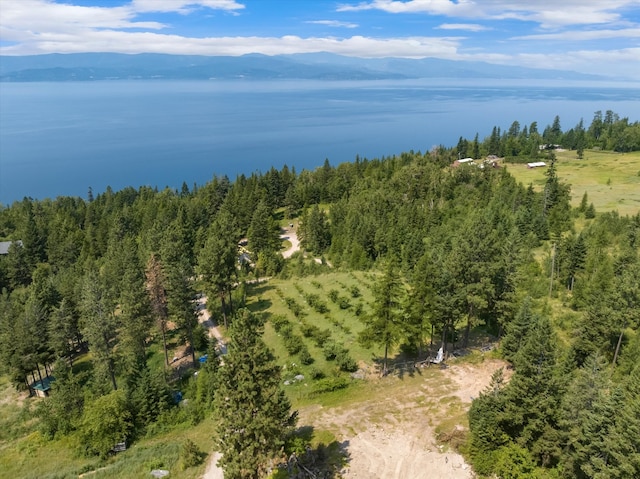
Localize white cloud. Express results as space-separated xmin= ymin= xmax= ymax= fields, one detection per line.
xmin=131 ymin=0 xmax=245 ymax=14
xmin=0 ymin=1 xmax=163 ymax=34
xmin=436 ymin=23 xmax=490 ymax=32
xmin=306 ymin=20 xmax=359 ymax=28
xmin=0 ymin=31 xmax=460 ymax=58
xmin=337 ymin=0 xmax=639 ymax=28
xmin=513 ymin=28 xmax=640 ymax=41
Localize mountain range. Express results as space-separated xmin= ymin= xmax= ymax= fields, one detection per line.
xmin=0 ymin=52 xmax=603 ymax=82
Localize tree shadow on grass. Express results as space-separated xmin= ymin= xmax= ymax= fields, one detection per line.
xmin=247 ymin=297 xmax=273 ymax=313
xmin=279 ymin=426 xmax=350 ymax=478
xmin=369 ymin=352 xmax=427 ymax=380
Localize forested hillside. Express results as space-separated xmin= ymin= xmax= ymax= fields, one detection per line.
xmin=0 ymin=110 xmax=639 ymax=478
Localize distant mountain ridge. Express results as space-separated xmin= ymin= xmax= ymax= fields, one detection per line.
xmin=0 ymin=52 xmax=603 ymax=82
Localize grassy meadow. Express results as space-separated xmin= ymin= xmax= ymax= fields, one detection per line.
xmin=505 ymin=149 xmax=640 ymax=216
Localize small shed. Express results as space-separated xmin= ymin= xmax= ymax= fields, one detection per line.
xmin=527 ymin=161 xmax=547 ymax=169
xmin=452 ymin=158 xmax=474 ymax=167
xmin=30 ymin=376 xmax=55 ymax=397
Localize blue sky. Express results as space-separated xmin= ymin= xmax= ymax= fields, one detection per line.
xmin=1 ymin=0 xmax=639 ymax=77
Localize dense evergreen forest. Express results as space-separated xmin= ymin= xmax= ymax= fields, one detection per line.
xmin=0 ymin=110 xmax=639 ymax=478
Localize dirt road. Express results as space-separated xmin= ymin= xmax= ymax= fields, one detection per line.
xmin=280 ymin=226 xmax=300 ymax=259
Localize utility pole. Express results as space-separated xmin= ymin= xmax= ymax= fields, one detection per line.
xmin=549 ymin=242 xmax=556 ymax=297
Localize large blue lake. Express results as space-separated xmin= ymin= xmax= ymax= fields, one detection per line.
xmin=1 ymin=79 xmax=639 ymax=205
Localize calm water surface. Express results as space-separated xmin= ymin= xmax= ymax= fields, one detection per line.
xmin=1 ymin=79 xmax=639 ymax=204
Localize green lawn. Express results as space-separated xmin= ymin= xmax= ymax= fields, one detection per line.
xmin=505 ymin=149 xmax=640 ymax=216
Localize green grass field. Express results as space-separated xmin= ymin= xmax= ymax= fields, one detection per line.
xmin=505 ymin=149 xmax=640 ymax=216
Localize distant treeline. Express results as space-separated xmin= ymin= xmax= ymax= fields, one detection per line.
xmin=455 ymin=109 xmax=640 ymax=160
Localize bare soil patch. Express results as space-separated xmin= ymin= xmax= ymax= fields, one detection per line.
xmin=297 ymin=358 xmax=507 ymax=479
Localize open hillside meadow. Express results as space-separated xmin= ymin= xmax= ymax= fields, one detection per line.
xmin=1 ymin=138 xmax=640 ymax=479
xmin=506 ymin=150 xmax=640 ymax=216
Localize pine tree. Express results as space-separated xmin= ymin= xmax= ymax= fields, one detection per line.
xmin=80 ymin=271 xmax=119 ymax=392
xmin=145 ymin=253 xmax=170 ymax=367
xmin=197 ymin=210 xmax=238 ymax=328
xmin=247 ymin=200 xmax=280 ymax=256
xmin=214 ymin=309 xmax=297 ymax=479
xmin=558 ymin=354 xmax=613 ymax=478
xmin=468 ymin=368 xmax=510 ymax=475
xmin=162 ymin=221 xmax=199 ymax=367
xmin=358 ymin=259 xmax=404 ymax=375
xmin=118 ymin=239 xmax=152 ymax=374
xmin=501 ymin=297 xmax=536 ymax=363
xmin=48 ymin=299 xmax=79 ymax=366
xmin=502 ymin=315 xmax=563 ymax=466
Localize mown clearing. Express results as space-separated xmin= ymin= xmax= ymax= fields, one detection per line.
xmin=506 ymin=149 xmax=640 ymax=216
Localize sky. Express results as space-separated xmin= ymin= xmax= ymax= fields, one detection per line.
xmin=1 ymin=0 xmax=639 ymax=78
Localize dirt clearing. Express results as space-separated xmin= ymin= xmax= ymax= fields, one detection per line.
xmin=297 ymin=358 xmax=507 ymax=479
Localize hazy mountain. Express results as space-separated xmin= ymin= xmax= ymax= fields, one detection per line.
xmin=0 ymin=52 xmax=603 ymax=82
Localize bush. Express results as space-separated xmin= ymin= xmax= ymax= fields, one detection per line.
xmin=311 ymin=328 xmax=332 ymax=347
xmin=299 ymin=347 xmax=314 ymax=365
xmin=328 ymin=289 xmax=340 ymax=303
xmin=323 ymin=341 xmax=340 ymax=360
xmin=271 ymin=314 xmax=290 ymax=333
xmin=180 ymin=439 xmax=205 ymax=470
xmin=299 ymin=322 xmax=319 ymax=338
xmin=192 ymin=323 xmax=209 ymax=352
xmin=304 ymin=293 xmax=329 ymax=313
xmin=283 ymin=334 xmax=304 ymax=355
xmin=350 ymin=285 xmax=361 ymax=298
xmin=338 ymin=297 xmax=351 ymax=310
xmin=312 ymin=376 xmax=350 ymax=394
xmin=336 ymin=350 xmax=358 ymax=372
xmin=284 ymin=297 xmax=306 ymax=317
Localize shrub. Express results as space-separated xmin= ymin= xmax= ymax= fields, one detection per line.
xmin=336 ymin=350 xmax=358 ymax=372
xmin=299 ymin=347 xmax=314 ymax=365
xmin=312 ymin=328 xmax=332 ymax=347
xmin=323 ymin=341 xmax=340 ymax=360
xmin=328 ymin=289 xmax=340 ymax=303
xmin=312 ymin=376 xmax=350 ymax=394
xmin=180 ymin=439 xmax=205 ymax=469
xmin=283 ymin=334 xmax=304 ymax=355
xmin=350 ymin=285 xmax=361 ymax=298
xmin=338 ymin=297 xmax=351 ymax=310
xmin=284 ymin=296 xmax=306 ymax=317
xmin=271 ymin=314 xmax=290 ymax=332
xmin=300 ymin=322 xmax=319 ymax=338
xmin=304 ymin=293 xmax=329 ymax=313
